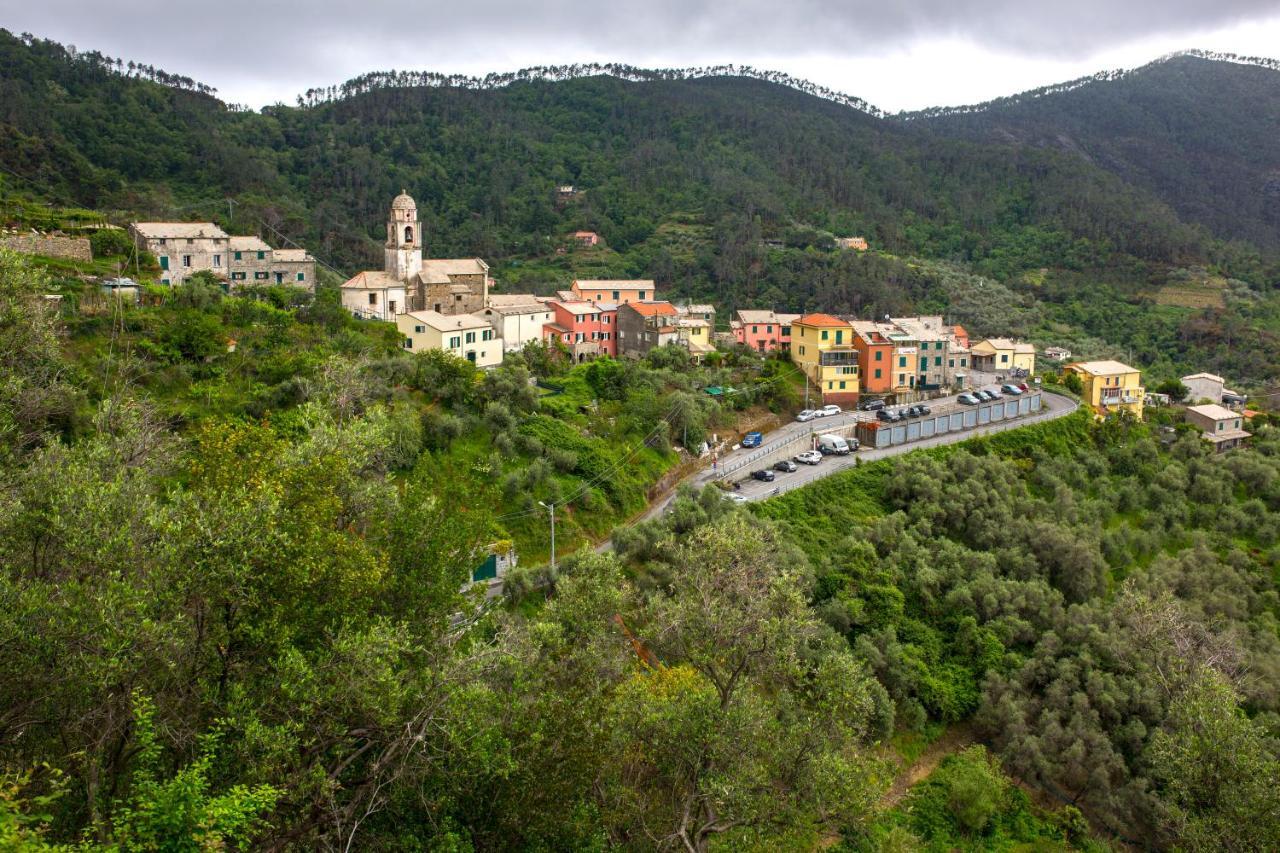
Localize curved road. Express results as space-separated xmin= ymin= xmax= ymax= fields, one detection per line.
xmin=636 ymin=390 xmax=1078 ymax=522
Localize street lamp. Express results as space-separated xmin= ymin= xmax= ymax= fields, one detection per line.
xmin=538 ymin=500 xmax=556 ymax=568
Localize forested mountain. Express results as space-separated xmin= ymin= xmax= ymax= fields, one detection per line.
xmin=913 ymin=53 xmax=1280 ymax=251
xmin=1 ymin=29 xmax=1279 ymax=390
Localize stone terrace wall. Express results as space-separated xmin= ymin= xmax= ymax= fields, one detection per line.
xmin=0 ymin=233 xmax=93 ymax=262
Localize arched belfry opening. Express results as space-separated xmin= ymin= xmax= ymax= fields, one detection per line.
xmin=404 ymin=225 xmax=414 ymax=244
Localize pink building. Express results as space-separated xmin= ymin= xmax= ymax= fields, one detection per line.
xmin=542 ymin=300 xmax=617 ymax=361
xmin=731 ymin=309 xmax=801 ymax=353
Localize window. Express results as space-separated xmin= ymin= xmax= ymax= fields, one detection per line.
xmin=405 ymin=226 xmax=413 ymax=243
xmin=414 ymin=325 xmax=426 ymax=333
xmin=213 ymin=254 xmax=222 ymax=267
xmin=369 ymin=293 xmax=378 ymax=305
xmin=919 ymin=357 xmax=927 ymax=370
xmin=752 ymin=325 xmax=758 ymax=334
xmin=874 ymin=350 xmax=882 ymax=361
xmin=799 ymin=346 xmax=806 ymax=356
xmin=935 ymin=356 xmax=942 ymax=366
xmin=766 ymin=325 xmax=773 ymax=334
xmin=465 ymin=332 xmax=476 ymax=344
xmin=182 ymin=255 xmax=192 ymax=268
xmin=482 ymin=329 xmax=493 ymax=341
xmin=186 ymin=238 xmax=194 ymax=245
xmin=296 ymin=272 xmax=305 ymax=282
xmin=159 ymin=256 xmax=169 ymax=270
xmin=232 ymin=272 xmax=246 ymax=281
xmin=254 ymin=272 xmax=268 ymax=280
xmin=898 ymin=356 xmax=906 ymax=367
xmin=948 ymin=358 xmax=954 ymax=368
xmin=839 ymin=381 xmax=846 ymax=389
xmin=960 ymin=358 xmax=967 ymax=367
xmin=1217 ymin=422 xmax=1224 ymax=431
xmin=874 ymin=368 xmax=882 ymax=379
xmin=257 ymin=251 xmax=266 ymax=260
xmin=835 ymin=330 xmax=843 ymax=344
xmin=1001 ymin=354 xmax=1009 ymax=364
xmin=388 ymin=301 xmax=396 ymax=314
xmin=449 ymin=335 xmax=461 ymax=348
xmin=404 ymin=338 xmax=413 ymax=348
xmin=781 ymin=326 xmax=791 ymax=336
xmin=234 ymin=251 xmax=242 ymax=261
xmin=613 ymin=290 xmax=620 ymax=300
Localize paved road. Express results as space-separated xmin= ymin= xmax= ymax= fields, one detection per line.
xmin=638 ymin=389 xmax=1076 ymax=520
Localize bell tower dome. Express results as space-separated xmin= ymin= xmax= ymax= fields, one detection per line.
xmin=384 ymin=190 xmax=422 ymax=282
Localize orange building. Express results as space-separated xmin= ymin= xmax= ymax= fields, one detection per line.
xmin=850 ymin=321 xmax=896 ymax=396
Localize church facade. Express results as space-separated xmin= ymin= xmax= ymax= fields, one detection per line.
xmin=341 ymin=191 xmax=490 ymax=321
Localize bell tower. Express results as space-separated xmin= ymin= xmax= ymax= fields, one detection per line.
xmin=384 ymin=189 xmax=422 ymax=282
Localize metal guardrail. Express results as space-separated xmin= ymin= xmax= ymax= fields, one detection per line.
xmin=716 ymin=413 xmax=872 ymax=479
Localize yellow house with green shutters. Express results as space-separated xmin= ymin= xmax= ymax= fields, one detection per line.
xmin=1064 ymin=360 xmax=1145 ymax=419
xmin=790 ymin=313 xmax=860 ymax=405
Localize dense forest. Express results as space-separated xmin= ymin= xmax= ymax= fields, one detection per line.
xmin=3 ymin=248 xmax=1279 ymax=849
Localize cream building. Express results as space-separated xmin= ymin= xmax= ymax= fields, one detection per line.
xmin=481 ymin=300 xmax=555 ymax=352
xmin=970 ymin=338 xmax=1036 ymax=374
xmin=398 ymin=310 xmax=502 ymax=368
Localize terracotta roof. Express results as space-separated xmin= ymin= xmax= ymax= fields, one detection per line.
xmin=625 ymin=301 xmax=679 ymax=317
xmin=796 ymin=313 xmax=850 ymax=327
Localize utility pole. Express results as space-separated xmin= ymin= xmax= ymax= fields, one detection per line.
xmin=539 ymin=501 xmax=556 ymax=568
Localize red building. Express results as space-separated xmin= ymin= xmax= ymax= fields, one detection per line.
xmin=542 ymin=299 xmax=617 ymax=360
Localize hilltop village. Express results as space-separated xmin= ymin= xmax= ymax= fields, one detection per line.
xmin=101 ymin=190 xmax=1256 ymax=452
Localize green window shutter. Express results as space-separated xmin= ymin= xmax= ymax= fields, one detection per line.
xmin=234 ymin=251 xmax=242 ymax=260
xmin=159 ymin=256 xmax=169 ymax=270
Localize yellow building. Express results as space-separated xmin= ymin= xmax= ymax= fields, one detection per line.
xmin=398 ymin=310 xmax=503 ymax=368
xmin=970 ymin=338 xmax=1036 ymax=374
xmin=791 ymin=313 xmax=860 ymax=404
xmin=1064 ymin=360 xmax=1145 ymax=419
xmin=676 ymin=318 xmax=714 ymax=361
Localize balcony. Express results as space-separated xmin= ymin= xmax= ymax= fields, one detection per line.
xmin=818 ymin=349 xmax=859 ymax=367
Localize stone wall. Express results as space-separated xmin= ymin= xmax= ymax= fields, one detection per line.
xmin=0 ymin=233 xmax=92 ymax=262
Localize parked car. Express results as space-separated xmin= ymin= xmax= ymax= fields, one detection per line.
xmin=751 ymin=469 xmax=776 ymax=482
xmin=860 ymin=398 xmax=886 ymax=411
xmin=774 ymin=459 xmax=798 ymax=473
xmin=818 ymin=434 xmax=852 ymax=455
xmin=819 ymin=404 xmax=842 ymax=417
xmin=796 ymin=409 xmax=817 ymax=422
xmin=986 ymin=388 xmax=1004 ymax=399
xmin=741 ymin=431 xmax=763 ymax=448
xmin=1000 ymin=384 xmax=1023 ymax=396
xmin=722 ymin=492 xmax=749 ymax=504
xmin=795 ymin=450 xmax=823 ymax=465
xmin=877 ymin=409 xmax=901 ymax=422
xmin=913 ymin=404 xmax=932 ymax=417
xmin=974 ymin=390 xmax=993 ymax=402
xmin=958 ymin=392 xmax=980 ymax=405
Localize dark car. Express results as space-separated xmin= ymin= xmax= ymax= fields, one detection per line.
xmin=860 ymin=398 xmax=886 ymax=411
xmin=773 ymin=459 xmax=797 ymax=473
xmin=877 ymin=408 xmax=901 ymax=422
xmin=915 ymin=404 xmax=932 ymax=416
xmin=751 ymin=469 xmax=776 ymax=482
xmin=975 ymin=390 xmax=993 ymax=402
xmin=899 ymin=407 xmax=918 ymax=419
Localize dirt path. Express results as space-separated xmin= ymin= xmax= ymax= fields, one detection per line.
xmin=880 ymin=722 xmax=977 ymax=810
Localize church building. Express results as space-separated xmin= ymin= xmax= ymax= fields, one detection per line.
xmin=341 ymin=191 xmax=490 ymax=321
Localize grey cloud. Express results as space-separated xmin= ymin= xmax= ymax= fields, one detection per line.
xmin=4 ymin=0 xmax=1278 ymax=104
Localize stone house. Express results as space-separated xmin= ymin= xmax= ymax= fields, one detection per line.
xmin=1185 ymin=404 xmax=1251 ymax=452
xmin=129 ymin=222 xmax=230 ymax=285
xmin=616 ymin=301 xmax=681 ymax=359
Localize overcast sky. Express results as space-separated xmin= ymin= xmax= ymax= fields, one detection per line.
xmin=5 ymin=1 xmax=1280 ymax=111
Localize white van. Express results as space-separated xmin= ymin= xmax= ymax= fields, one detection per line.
xmin=817 ymin=434 xmax=853 ymax=455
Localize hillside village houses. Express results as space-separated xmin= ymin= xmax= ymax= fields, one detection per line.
xmin=731 ymin=310 xmax=801 ymax=353
xmin=969 ymin=337 xmax=1036 ymax=374
xmin=1184 ymin=404 xmax=1251 ymax=452
xmin=1181 ymin=372 xmax=1247 ymax=406
xmin=571 ymin=279 xmax=655 ymax=304
xmin=129 ymin=222 xmax=316 ymax=288
xmin=1064 ymin=360 xmax=1146 ymax=419
xmin=397 ymin=310 xmax=501 ymax=368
